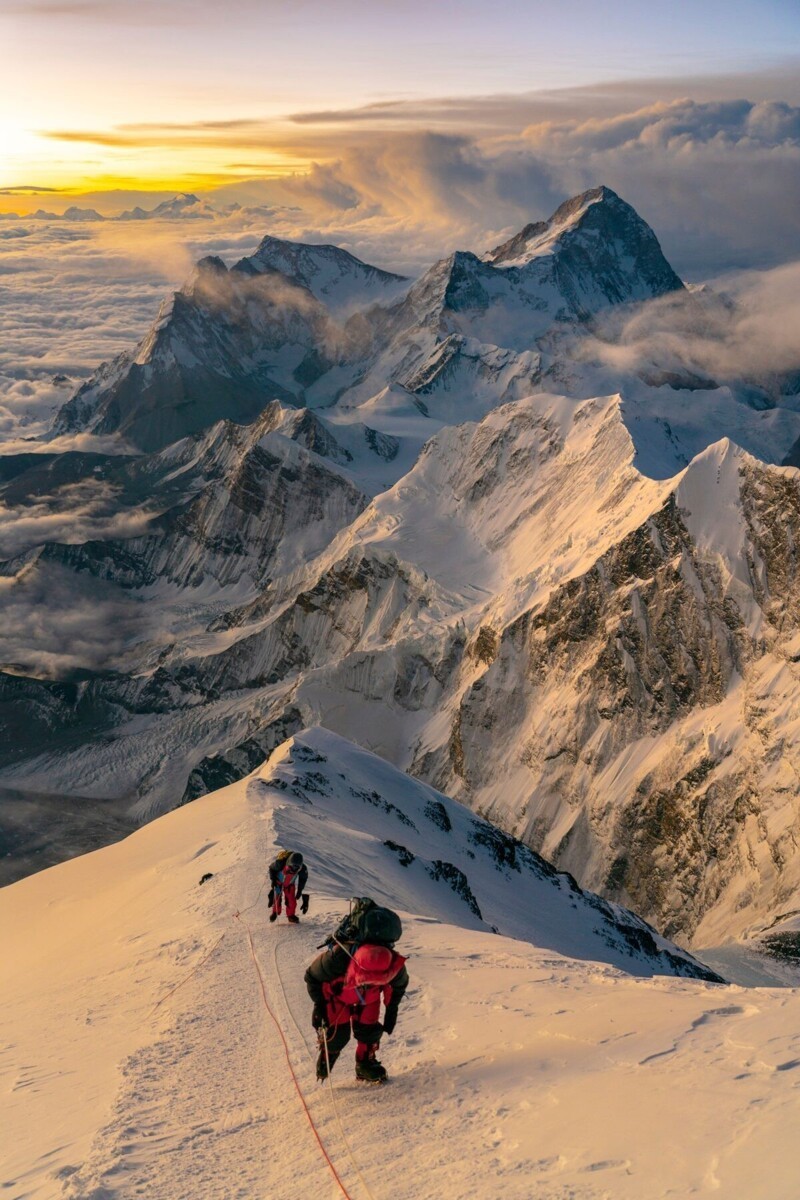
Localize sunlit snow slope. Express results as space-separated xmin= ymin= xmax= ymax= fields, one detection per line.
xmin=4 ymin=728 xmax=800 ymax=1200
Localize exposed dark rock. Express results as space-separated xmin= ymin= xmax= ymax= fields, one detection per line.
xmin=427 ymin=860 xmax=482 ymax=918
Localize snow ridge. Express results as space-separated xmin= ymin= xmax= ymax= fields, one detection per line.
xmin=7 ymin=724 xmax=800 ymax=1200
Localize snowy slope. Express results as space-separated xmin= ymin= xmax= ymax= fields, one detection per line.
xmin=252 ymin=729 xmax=717 ymax=978
xmin=5 ymin=728 xmax=800 ymax=1200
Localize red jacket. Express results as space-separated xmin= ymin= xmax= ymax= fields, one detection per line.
xmin=319 ymin=946 xmax=407 ymax=1027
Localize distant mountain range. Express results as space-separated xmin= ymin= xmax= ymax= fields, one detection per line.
xmin=3 ymin=185 xmax=800 ymax=963
xmin=0 ymin=192 xmax=275 ymax=222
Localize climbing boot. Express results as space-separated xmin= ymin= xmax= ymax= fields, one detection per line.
xmin=355 ymin=1057 xmax=387 ymax=1083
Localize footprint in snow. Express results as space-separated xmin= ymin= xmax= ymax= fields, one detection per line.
xmin=690 ymin=1005 xmax=746 ymax=1029
xmin=582 ymin=1159 xmax=631 ymax=1173
xmin=530 ymin=1154 xmax=566 ymax=1173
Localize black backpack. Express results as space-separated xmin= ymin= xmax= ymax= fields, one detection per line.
xmin=323 ymin=896 xmax=402 ymax=949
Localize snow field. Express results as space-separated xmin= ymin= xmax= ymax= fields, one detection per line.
xmin=3 ymin=743 xmax=800 ymax=1199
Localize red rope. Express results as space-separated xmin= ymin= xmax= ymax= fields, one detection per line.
xmin=234 ymin=912 xmax=357 ymax=1200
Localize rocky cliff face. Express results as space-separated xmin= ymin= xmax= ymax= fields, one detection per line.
xmin=4 ymin=188 xmax=800 ymax=951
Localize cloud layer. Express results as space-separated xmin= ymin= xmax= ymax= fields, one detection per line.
xmin=577 ymin=261 xmax=800 ymax=390
xmin=240 ymin=98 xmax=800 ymax=277
xmin=1 ymin=93 xmax=799 ymax=445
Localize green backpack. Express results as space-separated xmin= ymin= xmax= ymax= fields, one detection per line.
xmin=327 ymin=896 xmax=402 ymax=949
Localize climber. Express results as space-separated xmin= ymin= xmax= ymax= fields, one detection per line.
xmin=268 ymin=850 xmax=308 ymax=924
xmin=304 ymin=904 xmax=407 ymax=1083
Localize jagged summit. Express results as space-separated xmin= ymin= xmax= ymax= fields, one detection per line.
xmin=188 ymin=254 xmax=229 ymax=283
xmin=488 ymin=185 xmax=627 ymax=263
xmin=61 ymin=205 xmax=104 ymax=222
xmin=484 ymin=185 xmax=684 ymax=305
xmin=396 ymin=186 xmax=685 ymax=351
xmin=118 ymin=193 xmax=214 ymax=221
xmin=233 ymin=234 xmax=409 ymax=312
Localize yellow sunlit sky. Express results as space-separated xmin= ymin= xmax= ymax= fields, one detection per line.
xmin=1 ymin=0 xmax=799 ymax=212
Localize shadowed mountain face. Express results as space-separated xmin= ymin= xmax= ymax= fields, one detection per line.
xmin=53 ymin=259 xmax=352 ymax=452
xmin=52 ymin=241 xmax=408 ymax=454
xmin=4 ymin=187 xmax=800 ymax=957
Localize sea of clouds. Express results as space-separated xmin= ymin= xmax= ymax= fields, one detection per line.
xmin=1 ymin=94 xmax=799 ymax=447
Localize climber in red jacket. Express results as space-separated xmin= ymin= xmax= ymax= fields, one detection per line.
xmin=304 ymin=940 xmax=408 ymax=1083
xmin=268 ymin=850 xmax=308 ymax=924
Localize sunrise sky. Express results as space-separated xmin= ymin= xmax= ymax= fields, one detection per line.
xmin=2 ymin=0 xmax=799 ymax=210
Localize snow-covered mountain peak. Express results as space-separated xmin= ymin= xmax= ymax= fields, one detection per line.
xmin=233 ymin=234 xmax=409 ymax=314
xmin=183 ymin=254 xmax=230 ymax=296
xmin=154 ymin=193 xmax=210 ymax=218
xmin=61 ymin=205 xmax=104 ymax=222
xmin=673 ymin=436 xmax=800 ymax=618
xmin=486 ymin=185 xmax=684 ymax=309
xmin=119 ymin=192 xmax=218 ymax=221
xmin=488 ymin=185 xmax=654 ymax=265
xmin=395 ymin=187 xmax=685 ymax=354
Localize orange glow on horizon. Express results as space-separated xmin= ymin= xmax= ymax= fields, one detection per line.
xmin=0 ymin=173 xmax=299 ymax=216
xmin=0 ymin=116 xmax=318 ymax=213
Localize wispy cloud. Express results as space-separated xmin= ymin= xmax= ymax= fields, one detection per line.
xmin=3 ymin=2 xmax=115 ymax=13
xmin=2 ymin=0 xmax=175 ymax=23
xmin=0 ymin=186 xmax=67 ymax=195
xmin=121 ymin=119 xmax=270 ymax=133
xmin=42 ymin=130 xmax=138 ymax=147
xmin=0 ymin=560 xmax=153 ymax=678
xmin=286 ymin=63 xmax=800 ymax=130
xmin=228 ymin=97 xmax=800 ymax=276
xmin=37 ymin=92 xmax=800 ymax=275
xmin=578 ymin=261 xmax=800 ymax=388
xmin=0 ymin=479 xmax=156 ymax=560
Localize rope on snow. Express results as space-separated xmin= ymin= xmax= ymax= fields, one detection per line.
xmin=234 ymin=909 xmax=360 ymax=1200
xmin=272 ymin=935 xmax=381 ymax=1200
xmin=144 ymin=862 xmax=379 ymax=1200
